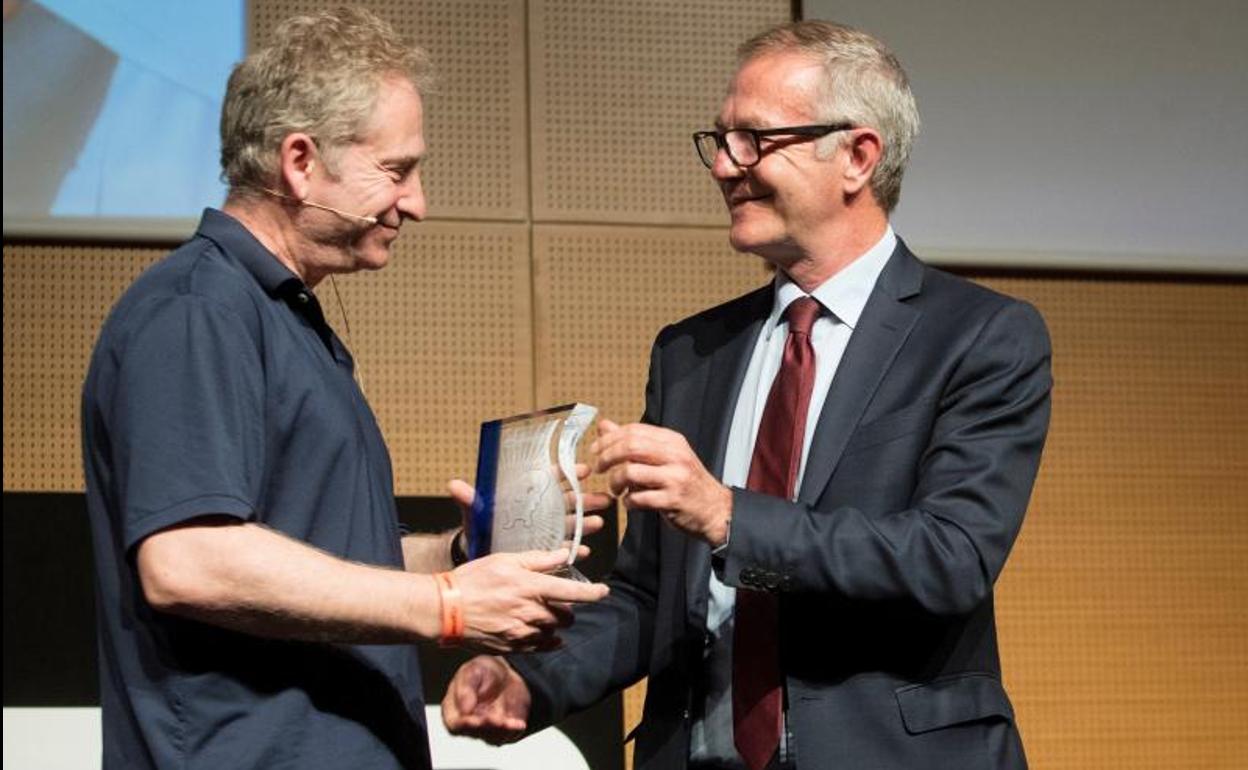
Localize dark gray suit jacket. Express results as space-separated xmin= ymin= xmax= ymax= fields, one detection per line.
xmin=511 ymin=242 xmax=1051 ymax=769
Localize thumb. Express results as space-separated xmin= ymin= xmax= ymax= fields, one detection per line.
xmin=457 ymin=659 xmax=501 ymax=714
xmin=473 ymin=660 xmax=508 ymax=701
xmin=455 ymin=672 xmax=480 ymax=715
xmin=448 ymin=479 xmax=476 ymax=509
xmin=597 ymin=418 xmax=621 ymax=435
xmin=516 ymin=548 xmax=571 ymax=573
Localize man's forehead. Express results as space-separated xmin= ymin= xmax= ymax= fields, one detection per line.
xmin=358 ymin=131 xmax=426 ymax=165
xmin=358 ymin=77 xmax=426 ymax=156
xmin=717 ymin=54 xmax=822 ymax=128
xmin=734 ymin=52 xmax=824 ymax=101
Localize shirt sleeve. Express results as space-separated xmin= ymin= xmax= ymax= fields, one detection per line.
xmin=110 ymin=294 xmax=266 ymax=551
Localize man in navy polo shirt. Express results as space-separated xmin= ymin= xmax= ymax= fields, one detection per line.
xmin=81 ymin=8 xmax=607 ymax=769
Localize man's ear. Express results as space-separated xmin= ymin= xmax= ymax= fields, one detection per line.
xmin=278 ymin=133 xmax=318 ymax=199
xmin=842 ymin=128 xmax=883 ymax=198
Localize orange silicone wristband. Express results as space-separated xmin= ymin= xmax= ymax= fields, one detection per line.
xmin=434 ymin=571 xmax=464 ymax=645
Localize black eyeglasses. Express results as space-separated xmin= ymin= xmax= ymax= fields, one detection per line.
xmin=692 ymin=123 xmax=856 ymax=168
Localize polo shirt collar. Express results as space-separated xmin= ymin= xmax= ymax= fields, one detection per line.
xmin=195 ymin=208 xmax=345 ymax=358
xmin=194 ymin=207 xmax=304 ymax=296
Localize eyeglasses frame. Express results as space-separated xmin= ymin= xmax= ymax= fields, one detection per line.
xmin=692 ymin=123 xmax=857 ymax=168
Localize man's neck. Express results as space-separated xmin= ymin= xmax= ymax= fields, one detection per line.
xmin=222 ymin=194 xmax=321 ymax=287
xmin=773 ymin=208 xmax=890 ymax=293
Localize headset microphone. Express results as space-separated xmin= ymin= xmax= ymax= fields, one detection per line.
xmin=261 ymin=188 xmax=379 ymax=225
xmin=298 ymin=199 xmax=379 ymax=225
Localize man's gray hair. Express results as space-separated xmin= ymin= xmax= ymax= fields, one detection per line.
xmin=220 ymin=6 xmax=432 ymax=191
xmin=739 ymin=20 xmax=920 ymax=213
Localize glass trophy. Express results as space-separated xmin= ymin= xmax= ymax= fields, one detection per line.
xmin=468 ymin=403 xmax=598 ymax=582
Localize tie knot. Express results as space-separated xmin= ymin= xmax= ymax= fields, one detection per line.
xmin=784 ymin=296 xmax=821 ymax=336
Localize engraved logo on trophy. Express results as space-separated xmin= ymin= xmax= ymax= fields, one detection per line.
xmin=469 ymin=403 xmax=597 ymax=581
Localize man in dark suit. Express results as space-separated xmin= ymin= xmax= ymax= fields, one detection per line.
xmin=442 ymin=19 xmax=1050 ymax=770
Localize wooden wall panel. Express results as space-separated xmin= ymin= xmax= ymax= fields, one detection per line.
xmin=529 ymin=0 xmax=790 ymax=224
xmin=2 ymin=223 xmax=532 ymax=497
xmin=318 ymin=222 xmax=533 ymax=495
xmin=2 ymin=243 xmax=163 ymax=491
xmin=532 ymin=223 xmax=770 ymax=418
xmin=975 ymin=276 xmax=1248 ymax=768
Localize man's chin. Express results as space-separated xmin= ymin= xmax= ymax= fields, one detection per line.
xmin=351 ymin=246 xmax=391 ymax=272
xmin=728 ymin=223 xmax=773 ymax=254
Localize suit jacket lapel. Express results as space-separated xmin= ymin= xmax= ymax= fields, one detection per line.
xmin=684 ymin=286 xmax=771 ymax=626
xmin=798 ymin=243 xmax=924 ymax=505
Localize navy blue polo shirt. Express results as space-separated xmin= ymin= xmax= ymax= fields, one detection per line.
xmin=82 ymin=209 xmax=430 ymax=769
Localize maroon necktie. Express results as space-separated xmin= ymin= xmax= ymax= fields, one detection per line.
xmin=733 ymin=296 xmax=821 ymax=770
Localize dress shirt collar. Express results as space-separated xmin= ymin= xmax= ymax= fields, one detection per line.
xmin=765 ymin=225 xmax=897 ymax=339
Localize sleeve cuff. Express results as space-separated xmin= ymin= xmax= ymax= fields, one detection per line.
xmin=124 ymin=494 xmax=255 ymax=554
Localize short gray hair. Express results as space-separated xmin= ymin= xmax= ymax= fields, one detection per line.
xmin=220 ymin=6 xmax=433 ymax=191
xmin=739 ymin=20 xmax=920 ymax=213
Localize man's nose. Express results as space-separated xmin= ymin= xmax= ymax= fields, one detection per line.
xmin=709 ymin=144 xmax=745 ymax=181
xmin=397 ymin=174 xmax=427 ymax=222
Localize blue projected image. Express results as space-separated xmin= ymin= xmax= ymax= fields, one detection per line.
xmin=2 ymin=0 xmax=243 ymax=229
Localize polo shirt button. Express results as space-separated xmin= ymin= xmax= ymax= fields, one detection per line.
xmin=296 ymin=292 xmax=310 ymax=304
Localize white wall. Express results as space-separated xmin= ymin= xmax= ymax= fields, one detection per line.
xmin=804 ymin=0 xmax=1248 ymax=272
xmin=1 ymin=707 xmax=591 ymax=769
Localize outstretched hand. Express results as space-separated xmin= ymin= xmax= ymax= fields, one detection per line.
xmin=442 ymin=655 xmax=531 ymax=745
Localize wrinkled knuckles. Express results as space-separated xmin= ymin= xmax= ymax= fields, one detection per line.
xmin=503 ymin=625 xmax=534 ymax=643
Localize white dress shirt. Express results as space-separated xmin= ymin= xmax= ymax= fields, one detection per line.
xmin=688 ymin=227 xmax=896 ymax=766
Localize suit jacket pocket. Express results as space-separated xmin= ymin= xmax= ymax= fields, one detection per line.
xmin=895 ymin=672 xmax=1015 ymax=735
xmin=842 ymin=398 xmax=936 ymax=456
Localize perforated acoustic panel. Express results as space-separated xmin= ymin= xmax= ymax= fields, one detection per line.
xmin=971 ymin=275 xmax=1248 ymax=768
xmin=251 ymin=0 xmax=527 ymax=220
xmin=3 ymin=243 xmax=165 ymax=491
xmin=533 ymin=224 xmax=771 ymax=420
xmin=316 ymin=222 xmax=532 ymax=496
xmin=529 ymin=0 xmax=789 ymax=224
